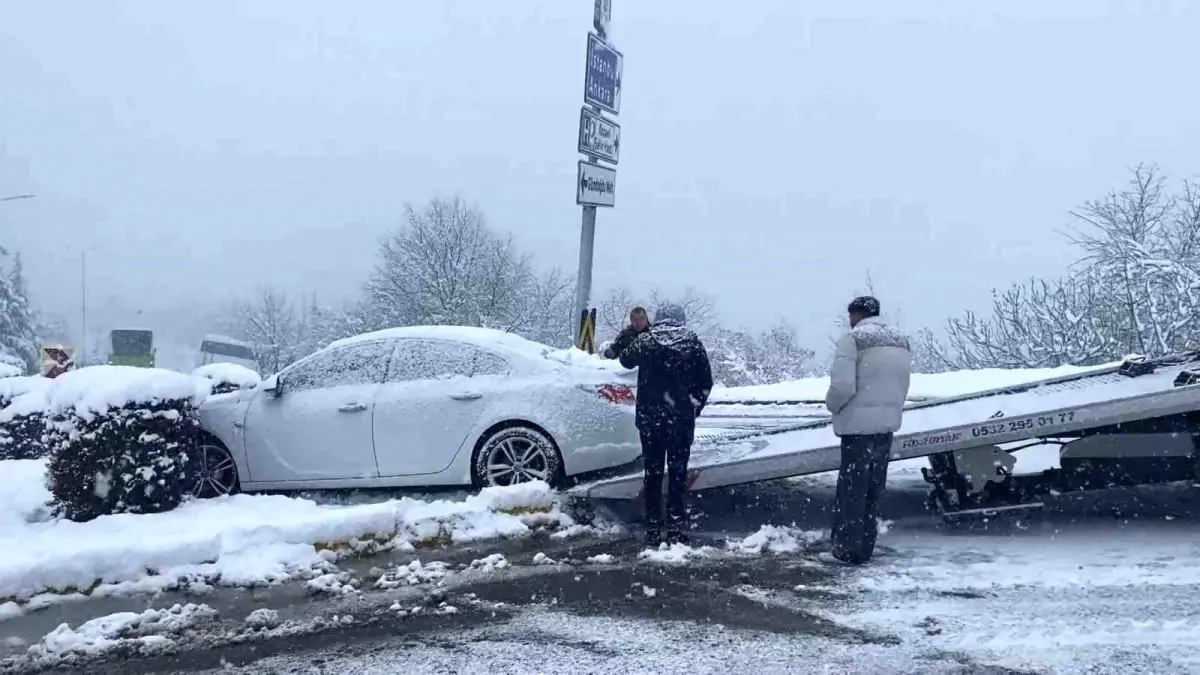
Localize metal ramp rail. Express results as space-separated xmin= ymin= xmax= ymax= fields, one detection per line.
xmin=570 ymin=353 xmax=1200 ymax=502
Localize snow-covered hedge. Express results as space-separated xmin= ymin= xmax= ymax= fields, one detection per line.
xmin=0 ymin=376 xmax=54 ymax=461
xmin=40 ymin=367 xmax=211 ymax=522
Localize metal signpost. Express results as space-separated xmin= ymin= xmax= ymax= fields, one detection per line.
xmin=573 ymin=0 xmax=623 ymax=350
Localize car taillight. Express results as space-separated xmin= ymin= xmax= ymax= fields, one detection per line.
xmin=585 ymin=383 xmax=636 ymax=405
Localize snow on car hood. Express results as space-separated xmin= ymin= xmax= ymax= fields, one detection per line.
xmin=192 ymin=363 xmax=262 ymax=390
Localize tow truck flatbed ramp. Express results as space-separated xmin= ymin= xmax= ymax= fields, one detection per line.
xmin=570 ymin=354 xmax=1200 ymax=501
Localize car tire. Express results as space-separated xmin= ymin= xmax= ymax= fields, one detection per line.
xmin=473 ymin=425 xmax=564 ymax=490
xmin=192 ymin=436 xmax=241 ymax=499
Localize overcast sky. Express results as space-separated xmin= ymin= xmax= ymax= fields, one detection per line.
xmin=2 ymin=0 xmax=1197 ymax=347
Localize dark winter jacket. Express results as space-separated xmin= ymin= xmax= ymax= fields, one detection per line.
xmin=618 ymin=319 xmax=714 ymax=431
xmin=604 ymin=324 xmax=645 ymax=360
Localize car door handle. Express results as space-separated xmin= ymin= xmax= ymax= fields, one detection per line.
xmin=338 ymin=403 xmax=369 ymax=413
xmin=449 ymin=393 xmax=482 ymax=401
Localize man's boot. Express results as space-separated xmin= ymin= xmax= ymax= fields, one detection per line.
xmin=644 ymin=526 xmax=662 ymax=547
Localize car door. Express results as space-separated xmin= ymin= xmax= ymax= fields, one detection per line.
xmin=242 ymin=340 xmax=393 ymax=483
xmin=372 ymin=339 xmax=511 ymax=477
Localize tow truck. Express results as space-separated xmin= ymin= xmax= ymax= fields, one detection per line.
xmin=569 ymin=352 xmax=1200 ymax=522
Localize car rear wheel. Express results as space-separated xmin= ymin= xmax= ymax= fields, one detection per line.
xmin=193 ymin=438 xmax=241 ymax=499
xmin=473 ymin=425 xmax=563 ymax=489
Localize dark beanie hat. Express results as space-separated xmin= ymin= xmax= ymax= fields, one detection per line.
xmin=847 ymin=296 xmax=881 ymax=317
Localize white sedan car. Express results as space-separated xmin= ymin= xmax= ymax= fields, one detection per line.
xmin=194 ymin=326 xmax=641 ymax=496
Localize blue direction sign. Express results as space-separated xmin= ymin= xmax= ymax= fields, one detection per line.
xmin=583 ymin=33 xmax=623 ymax=115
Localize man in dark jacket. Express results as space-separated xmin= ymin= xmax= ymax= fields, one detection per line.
xmin=618 ymin=303 xmax=714 ymax=545
xmin=603 ymin=306 xmax=649 ymax=360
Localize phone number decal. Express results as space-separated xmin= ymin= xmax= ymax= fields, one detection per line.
xmin=969 ymin=411 xmax=1076 ymax=439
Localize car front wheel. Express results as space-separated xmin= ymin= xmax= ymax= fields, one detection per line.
xmin=193 ymin=438 xmax=241 ymax=498
xmin=473 ymin=425 xmax=563 ymax=489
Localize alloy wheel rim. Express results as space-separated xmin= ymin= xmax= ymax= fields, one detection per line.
xmin=194 ymin=444 xmax=237 ymax=497
xmin=485 ymin=436 xmax=550 ymax=486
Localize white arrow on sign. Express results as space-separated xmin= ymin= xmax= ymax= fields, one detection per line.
xmin=577 ymin=108 xmax=620 ymax=165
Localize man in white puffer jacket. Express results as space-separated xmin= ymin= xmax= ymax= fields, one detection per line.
xmin=823 ymin=296 xmax=912 ymax=565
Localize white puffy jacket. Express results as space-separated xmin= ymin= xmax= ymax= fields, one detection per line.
xmin=824 ymin=317 xmax=912 ymax=437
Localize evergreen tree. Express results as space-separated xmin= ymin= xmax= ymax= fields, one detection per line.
xmin=0 ymin=250 xmax=37 ymax=374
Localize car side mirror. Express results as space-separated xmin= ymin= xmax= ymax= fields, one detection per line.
xmin=262 ymin=374 xmax=283 ymax=397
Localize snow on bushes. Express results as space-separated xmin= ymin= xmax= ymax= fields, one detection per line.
xmin=191 ymin=363 xmax=261 ymax=394
xmin=41 ymin=366 xmax=211 ymax=522
xmin=0 ymin=376 xmax=54 ymax=461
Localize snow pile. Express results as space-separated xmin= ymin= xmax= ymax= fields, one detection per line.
xmin=711 ymin=361 xmax=1119 ymax=403
xmin=0 ymin=362 xmax=22 ymax=379
xmin=0 ymin=459 xmax=52 ymax=530
xmin=0 ymin=376 xmax=52 ymax=418
xmin=191 ymin=362 xmax=261 ymax=391
xmin=26 ymin=603 xmax=216 ymax=659
xmin=727 ymin=525 xmax=824 ymax=555
xmin=374 ymin=560 xmax=450 ymax=590
xmin=0 ymin=473 xmax=568 ymax=607
xmin=637 ymin=543 xmax=715 ymax=565
xmin=540 ymin=346 xmax=630 ymax=373
xmin=243 ymin=607 xmax=281 ymax=630
xmin=468 ymin=553 xmax=510 ymax=572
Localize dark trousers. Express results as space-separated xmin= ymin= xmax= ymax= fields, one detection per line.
xmin=640 ymin=416 xmax=695 ymax=531
xmin=830 ymin=432 xmax=893 ymax=564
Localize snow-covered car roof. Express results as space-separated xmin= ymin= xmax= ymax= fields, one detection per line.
xmin=330 ymin=325 xmax=547 ymax=355
xmin=327 ymin=325 xmax=633 ymax=378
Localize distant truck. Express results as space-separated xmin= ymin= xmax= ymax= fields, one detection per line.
xmin=107 ymin=329 xmax=155 ymax=368
xmin=197 ymin=334 xmax=259 ymax=372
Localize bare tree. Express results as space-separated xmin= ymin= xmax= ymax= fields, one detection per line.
xmin=941 ymin=274 xmax=1120 ymax=369
xmin=647 ymin=286 xmax=717 ymax=335
xmin=596 ymin=286 xmax=643 ymax=339
xmin=225 ymin=287 xmax=305 ymax=375
xmin=516 ymin=267 xmax=575 ymax=348
xmin=1063 ymin=164 xmax=1200 ymax=356
xmin=364 ymin=196 xmax=533 ymax=330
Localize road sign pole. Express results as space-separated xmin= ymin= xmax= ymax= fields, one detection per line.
xmin=573 ymin=0 xmax=618 ymax=349
xmin=574 ymin=198 xmax=597 ymax=347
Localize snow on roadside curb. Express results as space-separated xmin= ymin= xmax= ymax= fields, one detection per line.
xmin=0 ymin=469 xmax=575 ymax=614
xmin=28 ymin=603 xmax=217 ymax=659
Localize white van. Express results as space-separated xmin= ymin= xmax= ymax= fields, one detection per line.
xmin=197 ymin=334 xmax=258 ymax=372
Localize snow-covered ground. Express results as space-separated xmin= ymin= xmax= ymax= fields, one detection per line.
xmin=820 ymin=516 xmax=1200 ymax=673
xmin=711 ymin=360 xmax=1118 ymax=403
xmin=0 ymin=459 xmax=590 ymax=617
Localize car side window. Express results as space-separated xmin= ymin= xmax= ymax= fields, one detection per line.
xmin=386 ymin=340 xmax=510 ymax=382
xmin=282 ymin=341 xmax=391 ymax=392
xmin=471 ymin=349 xmax=510 ymax=377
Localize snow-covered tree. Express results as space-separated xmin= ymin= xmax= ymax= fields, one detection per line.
xmin=0 ymin=250 xmax=37 ymax=374
xmin=516 ymin=267 xmax=574 ymax=348
xmin=939 ymin=274 xmax=1118 ymax=369
xmin=364 ymin=196 xmax=534 ymax=331
xmin=224 ymin=286 xmax=306 ymax=375
xmin=938 ymin=164 xmax=1200 ymax=368
xmin=1064 ymin=164 xmax=1200 ymax=357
